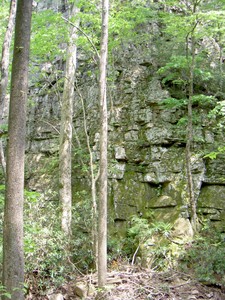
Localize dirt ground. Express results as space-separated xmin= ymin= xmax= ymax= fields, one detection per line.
xmin=31 ymin=265 xmax=225 ymax=300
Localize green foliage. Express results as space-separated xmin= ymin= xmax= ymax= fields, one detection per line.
xmin=160 ymin=11 xmax=198 ymax=42
xmin=0 ymin=285 xmax=11 ymax=299
xmin=75 ymin=0 xmax=101 ymax=54
xmin=71 ymin=196 xmax=95 ymax=270
xmin=158 ymin=55 xmax=213 ymax=92
xmin=127 ymin=215 xmax=172 ymax=241
xmin=192 ymin=95 xmax=216 ymax=107
xmin=160 ymin=97 xmax=186 ymax=109
xmin=0 ymin=186 xmax=95 ymax=293
xmin=160 ymin=0 xmax=225 ymax=41
xmin=204 ymin=146 xmax=225 ymax=159
xmin=207 ymin=100 xmax=225 ymax=134
xmin=24 ymin=191 xmax=74 ymax=290
xmin=208 ymin=101 xmax=225 ymax=118
xmin=107 ymin=236 xmax=127 ymax=263
xmin=31 ymin=10 xmax=67 ymax=61
xmin=0 ymin=124 xmax=8 ymax=137
xmin=157 ymin=0 xmax=225 ymax=99
xmin=128 ymin=215 xmax=152 ymax=239
xmin=75 ymin=0 xmax=154 ymax=57
xmin=73 ymin=147 xmax=94 ymax=176
xmin=126 ymin=215 xmax=174 ymax=270
xmin=180 ymin=227 xmax=225 ymax=286
xmin=157 ymin=55 xmax=189 ymax=86
xmin=109 ymin=2 xmax=154 ymax=50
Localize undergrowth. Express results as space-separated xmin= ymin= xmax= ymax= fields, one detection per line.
xmin=179 ymin=225 xmax=225 ymax=287
xmin=124 ymin=214 xmax=174 ymax=270
xmin=0 ymin=185 xmax=224 ymax=294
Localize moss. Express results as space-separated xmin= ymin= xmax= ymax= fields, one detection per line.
xmin=198 ymin=185 xmax=225 ymax=209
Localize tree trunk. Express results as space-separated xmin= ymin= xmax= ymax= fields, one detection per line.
xmin=78 ymin=90 xmax=99 ymax=268
xmin=2 ymin=1 xmax=32 ymax=299
xmin=0 ymin=0 xmax=17 ymax=176
xmin=59 ymin=3 xmax=79 ymax=236
xmin=219 ymin=40 xmax=223 ymax=92
xmin=185 ymin=23 xmax=198 ymax=233
xmin=98 ymin=0 xmax=109 ymax=288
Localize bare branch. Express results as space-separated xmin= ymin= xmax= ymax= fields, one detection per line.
xmin=61 ymin=16 xmax=100 ymax=60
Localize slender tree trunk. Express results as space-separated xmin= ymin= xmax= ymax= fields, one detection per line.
xmin=78 ymin=89 xmax=99 ymax=268
xmin=2 ymin=1 xmax=32 ymax=299
xmin=0 ymin=0 xmax=17 ymax=176
xmin=98 ymin=0 xmax=109 ymax=288
xmin=185 ymin=24 xmax=198 ymax=233
xmin=219 ymin=41 xmax=223 ymax=92
xmin=59 ymin=2 xmax=79 ymax=236
xmin=0 ymin=142 xmax=6 ymax=177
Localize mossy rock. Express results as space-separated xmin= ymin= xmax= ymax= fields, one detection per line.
xmin=198 ymin=185 xmax=225 ymax=210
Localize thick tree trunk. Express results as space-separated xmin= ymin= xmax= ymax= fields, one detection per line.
xmin=98 ymin=0 xmax=109 ymax=288
xmin=2 ymin=1 xmax=32 ymax=299
xmin=59 ymin=3 xmax=79 ymax=236
xmin=0 ymin=0 xmax=17 ymax=176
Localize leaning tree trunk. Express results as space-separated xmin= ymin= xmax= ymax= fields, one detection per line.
xmin=59 ymin=2 xmax=79 ymax=236
xmin=98 ymin=0 xmax=109 ymax=288
xmin=2 ymin=1 xmax=32 ymax=299
xmin=0 ymin=0 xmax=17 ymax=176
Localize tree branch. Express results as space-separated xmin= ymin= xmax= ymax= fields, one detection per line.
xmin=61 ymin=16 xmax=100 ymax=60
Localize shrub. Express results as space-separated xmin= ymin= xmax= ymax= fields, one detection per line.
xmin=125 ymin=215 xmax=174 ymax=270
xmin=24 ymin=190 xmax=74 ymax=291
xmin=179 ymin=226 xmax=225 ymax=286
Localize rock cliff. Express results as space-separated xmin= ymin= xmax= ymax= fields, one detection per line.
xmin=25 ymin=40 xmax=225 ymax=239
xmin=22 ymin=1 xmax=225 ymax=238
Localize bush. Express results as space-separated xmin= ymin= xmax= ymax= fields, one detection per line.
xmin=24 ymin=190 xmax=75 ymax=291
xmin=125 ymin=215 xmax=174 ymax=270
xmin=0 ymin=186 xmax=97 ymax=294
xmin=180 ymin=227 xmax=225 ymax=286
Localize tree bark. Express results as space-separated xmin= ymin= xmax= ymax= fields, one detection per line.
xmin=59 ymin=2 xmax=79 ymax=236
xmin=98 ymin=0 xmax=109 ymax=288
xmin=185 ymin=20 xmax=198 ymax=233
xmin=2 ymin=1 xmax=32 ymax=299
xmin=0 ymin=0 xmax=17 ymax=176
xmin=78 ymin=89 xmax=99 ymax=268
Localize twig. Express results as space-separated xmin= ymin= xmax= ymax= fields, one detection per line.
xmin=131 ymin=245 xmax=140 ymax=265
xmin=62 ymin=16 xmax=100 ymax=61
xmin=40 ymin=120 xmax=60 ymax=134
xmin=169 ymin=279 xmax=195 ymax=289
xmin=67 ymin=255 xmax=86 ymax=276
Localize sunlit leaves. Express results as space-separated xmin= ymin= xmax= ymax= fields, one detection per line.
xmin=160 ymin=97 xmax=186 ymax=109
xmin=31 ymin=10 xmax=67 ymax=62
xmin=160 ymin=0 xmax=225 ymax=42
xmin=109 ymin=1 xmax=154 ymax=50
xmin=204 ymin=146 xmax=225 ymax=159
xmin=157 ymin=55 xmax=190 ymax=86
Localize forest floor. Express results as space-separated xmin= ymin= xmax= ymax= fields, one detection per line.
xmin=28 ymin=264 xmax=225 ymax=300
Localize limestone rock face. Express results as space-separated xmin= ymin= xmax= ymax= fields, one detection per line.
xmin=172 ymin=218 xmax=194 ymax=241
xmin=25 ymin=24 xmax=225 ymax=235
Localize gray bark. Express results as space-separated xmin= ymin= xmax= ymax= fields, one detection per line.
xmin=185 ymin=8 xmax=199 ymax=233
xmin=98 ymin=0 xmax=109 ymax=288
xmin=0 ymin=0 xmax=17 ymax=176
xmin=2 ymin=1 xmax=32 ymax=299
xmin=59 ymin=3 xmax=79 ymax=236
